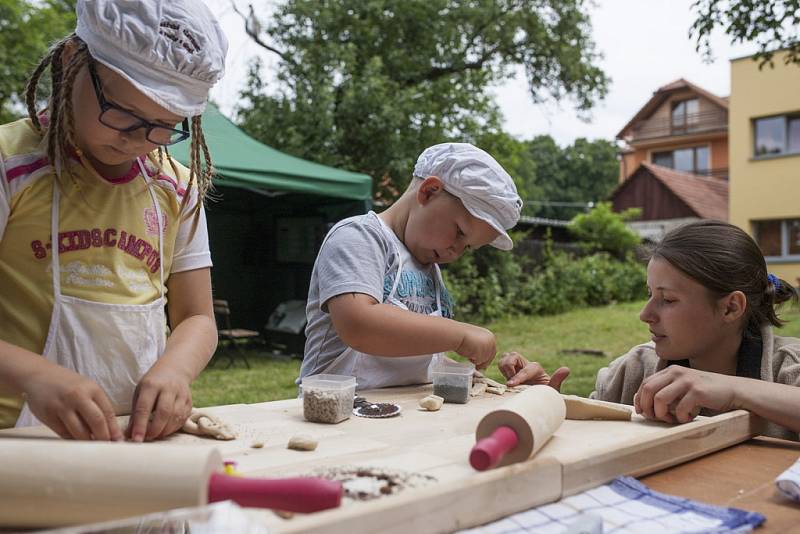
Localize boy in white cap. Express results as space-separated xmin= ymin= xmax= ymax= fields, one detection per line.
xmin=298 ymin=142 xmax=523 ymax=390
xmin=0 ymin=0 xmax=227 ymax=440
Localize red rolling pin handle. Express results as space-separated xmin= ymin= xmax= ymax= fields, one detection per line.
xmin=208 ymin=473 xmax=343 ymax=513
xmin=469 ymin=425 xmax=519 ymax=471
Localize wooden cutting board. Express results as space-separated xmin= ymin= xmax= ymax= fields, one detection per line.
xmin=0 ymin=385 xmax=761 ymax=533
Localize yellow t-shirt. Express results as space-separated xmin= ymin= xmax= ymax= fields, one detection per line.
xmin=0 ymin=118 xmax=212 ymax=427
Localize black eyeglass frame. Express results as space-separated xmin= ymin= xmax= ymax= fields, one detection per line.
xmin=87 ymin=58 xmax=190 ymax=146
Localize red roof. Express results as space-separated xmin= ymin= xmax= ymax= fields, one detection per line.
xmin=617 ymin=78 xmax=729 ymax=139
xmin=627 ymin=162 xmax=728 ymax=220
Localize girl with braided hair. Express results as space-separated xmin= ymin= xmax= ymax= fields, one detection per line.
xmin=0 ymin=0 xmax=227 ymax=441
xmin=500 ymin=220 xmax=800 ymax=441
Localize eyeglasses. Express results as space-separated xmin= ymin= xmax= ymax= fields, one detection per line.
xmin=87 ymin=59 xmax=190 ymax=146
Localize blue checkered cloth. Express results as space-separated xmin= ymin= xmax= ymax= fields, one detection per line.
xmin=458 ymin=476 xmax=765 ymax=534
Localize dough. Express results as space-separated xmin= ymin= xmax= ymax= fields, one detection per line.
xmin=250 ymin=441 xmax=265 ymax=449
xmin=288 ymin=434 xmax=318 ymax=451
xmin=486 ymin=385 xmax=506 ymax=395
xmin=470 ymin=383 xmax=487 ymax=397
xmin=181 ymin=410 xmax=237 ymax=440
xmin=562 ymin=395 xmax=632 ymax=421
xmin=418 ymin=394 xmax=444 ymax=411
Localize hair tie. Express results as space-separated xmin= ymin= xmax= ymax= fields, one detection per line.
xmin=768 ymin=273 xmax=781 ymax=290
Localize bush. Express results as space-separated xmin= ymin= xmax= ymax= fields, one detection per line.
xmin=443 ymin=238 xmax=647 ymax=324
xmin=568 ymin=202 xmax=641 ymax=257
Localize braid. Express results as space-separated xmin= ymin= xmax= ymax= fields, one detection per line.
xmin=59 ymin=42 xmax=89 ymax=163
xmin=25 ymin=34 xmax=89 ymax=180
xmin=25 ymin=47 xmax=58 ymax=132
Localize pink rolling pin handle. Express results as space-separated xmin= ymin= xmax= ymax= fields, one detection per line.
xmin=470 ymin=425 xmax=519 ymax=471
xmin=208 ymin=473 xmax=343 ymax=513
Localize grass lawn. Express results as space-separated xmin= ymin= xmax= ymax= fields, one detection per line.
xmin=192 ymin=300 xmax=800 ymax=407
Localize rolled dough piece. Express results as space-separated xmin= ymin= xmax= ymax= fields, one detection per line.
xmin=288 ymin=434 xmax=318 ymax=451
xmin=562 ymin=395 xmax=632 ymax=421
xmin=486 ymin=385 xmax=507 ymax=395
xmin=472 ymin=371 xmax=505 ymax=389
xmin=470 ymin=383 xmax=487 ymax=397
xmin=418 ymin=394 xmax=444 ymax=411
xmin=182 ymin=410 xmax=237 ymax=440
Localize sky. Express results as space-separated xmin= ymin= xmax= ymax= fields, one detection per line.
xmin=203 ymin=0 xmax=759 ymax=146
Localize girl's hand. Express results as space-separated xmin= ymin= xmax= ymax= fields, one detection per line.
xmin=498 ymin=351 xmax=570 ymax=390
xmin=126 ymin=365 xmax=193 ymax=442
xmin=633 ymin=366 xmax=739 ymax=424
xmin=23 ymin=365 xmax=123 ymax=441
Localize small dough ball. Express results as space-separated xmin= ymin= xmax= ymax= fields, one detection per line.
xmin=288 ymin=434 xmax=318 ymax=451
xmin=250 ymin=441 xmax=265 ymax=449
xmin=418 ymin=394 xmax=444 ymax=411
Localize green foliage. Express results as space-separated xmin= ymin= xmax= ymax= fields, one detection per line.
xmin=523 ymin=136 xmax=621 ymax=219
xmin=443 ymin=235 xmax=647 ymax=325
xmin=0 ymin=0 xmax=76 ymax=123
xmin=691 ymin=0 xmax=800 ymax=66
xmin=236 ymin=0 xmax=608 ymax=198
xmin=568 ymin=202 xmax=642 ymax=256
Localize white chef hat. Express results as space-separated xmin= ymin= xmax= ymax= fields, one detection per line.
xmin=413 ymin=143 xmax=523 ymax=250
xmin=75 ymin=0 xmax=228 ymax=117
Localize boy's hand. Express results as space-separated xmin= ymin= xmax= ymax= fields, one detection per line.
xmin=455 ymin=324 xmax=497 ymax=369
xmin=126 ymin=365 xmax=193 ymax=442
xmin=633 ymin=366 xmax=736 ymax=424
xmin=498 ymin=352 xmax=570 ymax=390
xmin=22 ymin=365 xmax=123 ymax=441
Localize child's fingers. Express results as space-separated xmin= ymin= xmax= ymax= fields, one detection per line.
xmin=92 ymin=390 xmax=123 ymax=441
xmin=61 ymin=410 xmax=93 ymax=441
xmin=146 ymin=391 xmax=176 ymax=441
xmin=128 ymin=387 xmax=158 ymax=443
xmin=75 ymin=398 xmax=113 ymax=441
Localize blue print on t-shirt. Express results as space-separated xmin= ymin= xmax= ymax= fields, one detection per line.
xmin=383 ymin=269 xmax=453 ymax=318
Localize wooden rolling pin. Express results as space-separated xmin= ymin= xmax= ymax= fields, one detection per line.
xmin=0 ymin=438 xmax=342 ymax=528
xmin=470 ymin=385 xmax=566 ymax=471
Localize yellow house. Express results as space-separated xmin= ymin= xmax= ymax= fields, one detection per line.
xmin=729 ymin=50 xmax=800 ymax=282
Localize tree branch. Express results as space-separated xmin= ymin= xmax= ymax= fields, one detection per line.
xmin=230 ymin=1 xmax=294 ymax=65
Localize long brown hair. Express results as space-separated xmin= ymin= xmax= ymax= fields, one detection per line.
xmin=651 ymin=220 xmax=798 ymax=332
xmin=25 ymin=34 xmax=214 ymax=219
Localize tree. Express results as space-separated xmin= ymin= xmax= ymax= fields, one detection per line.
xmin=691 ymin=0 xmax=800 ymax=66
xmin=0 ymin=1 xmax=76 ymax=123
xmin=522 ymin=135 xmax=619 ymax=220
xmin=234 ymin=0 xmax=609 ymax=199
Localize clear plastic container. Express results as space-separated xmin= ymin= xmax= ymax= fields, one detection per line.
xmin=431 ymin=360 xmax=475 ymax=404
xmin=301 ymin=374 xmax=357 ymax=423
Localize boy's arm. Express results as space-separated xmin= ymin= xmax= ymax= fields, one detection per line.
xmin=327 ymin=293 xmax=496 ymax=368
xmin=126 ymin=267 xmax=216 ymax=442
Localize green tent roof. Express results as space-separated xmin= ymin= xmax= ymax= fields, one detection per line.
xmin=170 ymin=105 xmax=372 ymax=201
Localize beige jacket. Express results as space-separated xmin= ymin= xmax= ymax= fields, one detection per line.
xmin=590 ymin=326 xmax=800 ymax=441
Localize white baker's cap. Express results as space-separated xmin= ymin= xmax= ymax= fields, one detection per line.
xmin=414 ymin=143 xmax=523 ymax=250
xmin=75 ymin=0 xmax=228 ymax=117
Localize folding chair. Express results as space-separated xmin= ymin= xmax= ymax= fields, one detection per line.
xmin=213 ymin=299 xmax=259 ymax=369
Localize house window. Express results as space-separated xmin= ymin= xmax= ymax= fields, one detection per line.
xmin=672 ymin=98 xmax=699 ymax=132
xmin=753 ymin=219 xmax=800 ymax=259
xmin=754 ymin=114 xmax=800 ymax=157
xmin=652 ymin=146 xmax=709 ymax=174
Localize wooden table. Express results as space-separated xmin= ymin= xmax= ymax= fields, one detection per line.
xmin=641 ymin=436 xmax=800 ymax=533
xmin=1 ymin=385 xmax=765 ymax=533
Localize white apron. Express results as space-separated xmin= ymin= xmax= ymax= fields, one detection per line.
xmin=321 ymin=219 xmax=445 ymax=391
xmin=16 ymin=159 xmax=167 ymax=427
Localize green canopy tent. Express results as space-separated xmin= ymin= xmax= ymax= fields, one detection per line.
xmin=171 ymin=104 xmax=372 ymax=334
